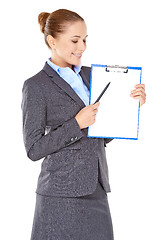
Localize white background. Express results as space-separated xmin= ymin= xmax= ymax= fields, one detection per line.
xmin=1 ymin=0 xmax=160 ymax=239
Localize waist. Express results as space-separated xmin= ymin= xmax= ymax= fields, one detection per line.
xmin=78 ymin=165 xmax=107 ymax=200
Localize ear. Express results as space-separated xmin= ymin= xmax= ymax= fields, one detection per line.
xmin=47 ymin=35 xmax=56 ymax=49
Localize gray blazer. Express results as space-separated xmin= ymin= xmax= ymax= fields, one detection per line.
xmin=22 ymin=63 xmax=112 ymax=197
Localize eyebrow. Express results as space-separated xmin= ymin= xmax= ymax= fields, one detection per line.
xmin=71 ymin=35 xmax=88 ymax=38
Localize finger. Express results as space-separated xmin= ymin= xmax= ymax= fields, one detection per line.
xmin=93 ymin=102 xmax=100 ymax=109
xmin=131 ymin=94 xmax=146 ymax=104
xmin=131 ymin=94 xmax=146 ymax=100
xmin=91 ymin=109 xmax=98 ymax=117
xmin=94 ymin=109 xmax=98 ymax=114
xmin=134 ymin=84 xmax=145 ymax=90
xmin=132 ymin=85 xmax=145 ymax=94
xmin=130 ymin=89 xmax=146 ymax=98
xmin=135 ymin=87 xmax=145 ymax=93
xmin=131 ymin=93 xmax=146 ymax=101
xmin=131 ymin=93 xmax=146 ymax=104
xmin=132 ymin=96 xmax=146 ymax=106
xmin=130 ymin=89 xmax=146 ymax=97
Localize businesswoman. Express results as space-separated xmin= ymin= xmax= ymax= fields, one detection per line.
xmin=22 ymin=9 xmax=146 ymax=240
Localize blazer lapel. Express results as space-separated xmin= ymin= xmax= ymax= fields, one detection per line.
xmin=43 ymin=63 xmax=86 ymax=108
xmin=79 ymin=67 xmax=90 ymax=90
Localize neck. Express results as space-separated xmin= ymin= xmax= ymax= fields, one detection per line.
xmin=50 ymin=56 xmax=72 ymax=69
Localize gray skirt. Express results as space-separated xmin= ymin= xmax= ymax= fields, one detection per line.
xmin=31 ymin=168 xmax=114 ymax=240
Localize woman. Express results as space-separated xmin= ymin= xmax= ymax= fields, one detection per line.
xmin=22 ymin=9 xmax=146 ymax=240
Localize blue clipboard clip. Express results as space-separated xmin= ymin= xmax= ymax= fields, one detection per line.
xmin=106 ymin=65 xmax=128 ymax=73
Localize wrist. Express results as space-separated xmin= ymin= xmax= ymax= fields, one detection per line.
xmin=75 ymin=116 xmax=82 ymax=129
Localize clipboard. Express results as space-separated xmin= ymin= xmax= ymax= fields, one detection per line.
xmin=87 ymin=64 xmax=142 ymax=140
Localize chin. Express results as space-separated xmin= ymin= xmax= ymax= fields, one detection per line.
xmin=72 ymin=60 xmax=81 ymax=66
xmin=69 ymin=55 xmax=81 ymax=65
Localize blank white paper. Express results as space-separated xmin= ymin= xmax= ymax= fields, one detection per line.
xmin=88 ymin=65 xmax=141 ymax=139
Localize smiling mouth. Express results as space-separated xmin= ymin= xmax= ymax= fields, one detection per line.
xmin=72 ymin=53 xmax=82 ymax=58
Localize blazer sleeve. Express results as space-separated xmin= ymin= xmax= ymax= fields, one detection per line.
xmin=21 ymin=80 xmax=83 ymax=161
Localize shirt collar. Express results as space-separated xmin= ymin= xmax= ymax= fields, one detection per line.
xmin=47 ymin=58 xmax=82 ymax=75
xmin=74 ymin=64 xmax=82 ymax=74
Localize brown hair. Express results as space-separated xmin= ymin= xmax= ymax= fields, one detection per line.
xmin=38 ymin=9 xmax=84 ymax=48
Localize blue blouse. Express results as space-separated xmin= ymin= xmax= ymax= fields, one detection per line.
xmin=47 ymin=58 xmax=89 ymax=106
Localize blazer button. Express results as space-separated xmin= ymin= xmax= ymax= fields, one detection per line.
xmin=71 ymin=137 xmax=74 ymax=142
xmin=75 ymin=136 xmax=78 ymax=140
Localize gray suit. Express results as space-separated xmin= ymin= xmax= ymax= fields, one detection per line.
xmin=22 ymin=63 xmax=112 ymax=197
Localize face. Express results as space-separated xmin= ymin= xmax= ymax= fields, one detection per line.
xmin=47 ymin=21 xmax=87 ymax=68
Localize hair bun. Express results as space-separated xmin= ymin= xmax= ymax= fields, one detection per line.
xmin=38 ymin=12 xmax=50 ymax=33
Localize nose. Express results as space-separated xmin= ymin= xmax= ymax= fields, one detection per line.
xmin=78 ymin=40 xmax=86 ymax=52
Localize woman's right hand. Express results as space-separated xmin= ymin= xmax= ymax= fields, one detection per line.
xmin=75 ymin=102 xmax=100 ymax=129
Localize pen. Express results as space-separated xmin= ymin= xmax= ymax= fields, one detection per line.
xmin=94 ymin=82 xmax=111 ymax=104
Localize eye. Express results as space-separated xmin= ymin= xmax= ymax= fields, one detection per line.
xmin=72 ymin=39 xmax=87 ymax=44
xmin=72 ymin=40 xmax=78 ymax=43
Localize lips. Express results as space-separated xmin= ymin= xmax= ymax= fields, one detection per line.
xmin=72 ymin=53 xmax=82 ymax=58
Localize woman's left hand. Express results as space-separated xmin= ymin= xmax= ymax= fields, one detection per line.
xmin=130 ymin=84 xmax=146 ymax=106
